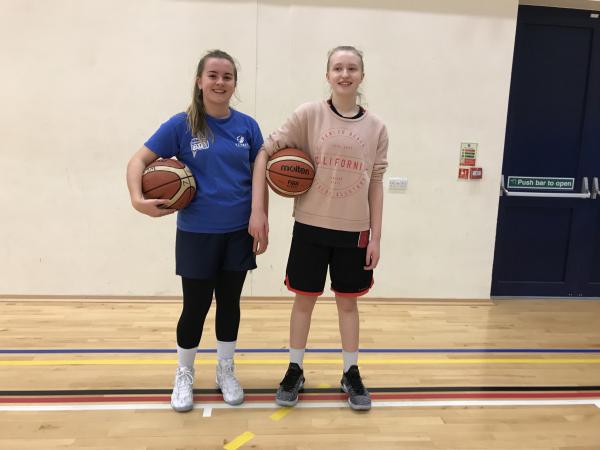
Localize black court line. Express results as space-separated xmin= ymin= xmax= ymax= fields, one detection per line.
xmin=3 ymin=386 xmax=600 ymax=396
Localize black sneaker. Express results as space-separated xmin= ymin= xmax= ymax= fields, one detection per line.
xmin=341 ymin=365 xmax=371 ymax=411
xmin=275 ymin=362 xmax=305 ymax=406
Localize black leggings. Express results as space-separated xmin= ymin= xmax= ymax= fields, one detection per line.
xmin=177 ymin=270 xmax=247 ymax=349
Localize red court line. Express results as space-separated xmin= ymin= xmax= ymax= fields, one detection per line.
xmin=2 ymin=392 xmax=600 ymax=404
xmin=369 ymin=392 xmax=600 ymax=400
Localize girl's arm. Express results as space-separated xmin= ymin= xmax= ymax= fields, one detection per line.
xmin=249 ymin=149 xmax=269 ymax=254
xmin=365 ymin=124 xmax=388 ymax=270
xmin=248 ymin=107 xmax=306 ymax=254
xmin=126 ymin=146 xmax=175 ymax=217
xmin=365 ymin=181 xmax=383 ymax=270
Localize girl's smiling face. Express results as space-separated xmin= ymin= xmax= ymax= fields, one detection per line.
xmin=197 ymin=57 xmax=237 ymax=110
xmin=326 ymin=50 xmax=364 ymax=98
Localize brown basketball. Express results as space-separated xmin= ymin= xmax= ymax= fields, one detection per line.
xmin=142 ymin=159 xmax=196 ymax=210
xmin=266 ymin=148 xmax=315 ymax=197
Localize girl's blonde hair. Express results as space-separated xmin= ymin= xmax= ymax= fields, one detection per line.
xmin=326 ymin=45 xmax=364 ymax=72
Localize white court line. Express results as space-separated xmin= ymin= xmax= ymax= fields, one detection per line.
xmin=2 ymin=399 xmax=600 ymax=412
xmin=203 ymin=407 xmax=212 ymax=417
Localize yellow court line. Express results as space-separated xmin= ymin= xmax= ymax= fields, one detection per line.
xmin=2 ymin=358 xmax=600 ymax=366
xmin=224 ymin=431 xmax=254 ymax=450
xmin=269 ymin=407 xmax=292 ymax=421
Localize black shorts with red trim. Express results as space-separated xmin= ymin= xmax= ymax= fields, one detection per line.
xmin=285 ymin=222 xmax=373 ymax=297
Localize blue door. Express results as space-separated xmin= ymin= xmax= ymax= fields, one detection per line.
xmin=491 ymin=6 xmax=600 ymax=297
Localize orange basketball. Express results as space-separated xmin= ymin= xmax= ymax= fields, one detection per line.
xmin=266 ymin=148 xmax=315 ymax=197
xmin=142 ymin=159 xmax=196 ymax=210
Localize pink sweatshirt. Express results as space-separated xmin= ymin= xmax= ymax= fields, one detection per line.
xmin=263 ymin=100 xmax=388 ymax=232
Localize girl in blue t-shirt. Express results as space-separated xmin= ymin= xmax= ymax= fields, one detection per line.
xmin=126 ymin=49 xmax=267 ymax=412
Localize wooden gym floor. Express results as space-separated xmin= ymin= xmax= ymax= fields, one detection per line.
xmin=1 ymin=297 xmax=600 ymax=449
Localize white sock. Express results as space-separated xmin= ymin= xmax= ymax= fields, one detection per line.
xmin=177 ymin=345 xmax=197 ymax=369
xmin=289 ymin=347 xmax=305 ymax=369
xmin=216 ymin=340 xmax=236 ymax=361
xmin=343 ymin=350 xmax=358 ymax=373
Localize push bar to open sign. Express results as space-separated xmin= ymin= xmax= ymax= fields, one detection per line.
xmin=501 ymin=176 xmax=590 ymax=199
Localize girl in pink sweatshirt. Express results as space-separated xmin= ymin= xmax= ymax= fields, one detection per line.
xmin=249 ymin=46 xmax=388 ymax=411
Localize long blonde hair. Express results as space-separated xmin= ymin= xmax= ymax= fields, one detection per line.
xmin=186 ymin=50 xmax=238 ymax=139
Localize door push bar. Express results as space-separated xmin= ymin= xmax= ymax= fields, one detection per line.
xmin=592 ymin=177 xmax=600 ymax=200
xmin=500 ymin=176 xmax=591 ymax=199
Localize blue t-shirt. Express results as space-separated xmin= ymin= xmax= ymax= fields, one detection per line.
xmin=144 ymin=110 xmax=263 ymax=233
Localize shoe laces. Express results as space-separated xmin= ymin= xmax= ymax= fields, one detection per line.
xmin=175 ymin=368 xmax=194 ymax=392
xmin=219 ymin=361 xmax=234 ymax=375
xmin=280 ymin=364 xmax=302 ymax=390
xmin=345 ymin=367 xmax=366 ymax=395
xmin=218 ymin=361 xmax=240 ymax=390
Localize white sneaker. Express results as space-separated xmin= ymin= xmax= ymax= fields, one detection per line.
xmin=170 ymin=366 xmax=194 ymax=412
xmin=216 ymin=359 xmax=244 ymax=405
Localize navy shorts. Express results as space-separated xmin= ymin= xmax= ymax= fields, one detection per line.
xmin=176 ymin=228 xmax=256 ymax=280
xmin=285 ymin=222 xmax=373 ymax=297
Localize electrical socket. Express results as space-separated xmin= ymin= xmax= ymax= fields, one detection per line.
xmin=389 ymin=177 xmax=408 ymax=190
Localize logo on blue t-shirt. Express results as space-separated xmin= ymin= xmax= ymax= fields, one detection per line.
xmin=235 ymin=135 xmax=250 ymax=149
xmin=190 ymin=137 xmax=209 ymax=157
